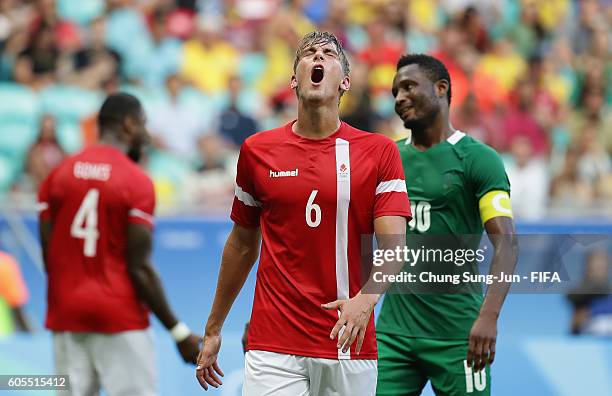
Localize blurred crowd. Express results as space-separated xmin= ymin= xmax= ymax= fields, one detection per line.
xmin=0 ymin=0 xmax=610 ymax=218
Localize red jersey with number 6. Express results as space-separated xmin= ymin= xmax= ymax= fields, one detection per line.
xmin=38 ymin=145 xmax=154 ymax=333
xmin=234 ymin=121 xmax=411 ymax=360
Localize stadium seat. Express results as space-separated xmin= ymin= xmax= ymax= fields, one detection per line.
xmin=0 ymin=120 xmax=38 ymax=162
xmin=0 ymin=84 xmax=40 ymax=122
xmin=57 ymin=0 xmax=105 ymax=25
xmin=237 ymin=53 xmax=268 ymax=88
xmin=178 ymin=87 xmax=212 ymax=109
xmin=0 ymin=154 xmax=17 ymax=193
xmin=56 ymin=121 xmax=84 ymax=154
xmin=147 ymin=150 xmax=191 ymax=186
xmin=104 ymin=7 xmax=153 ymax=79
xmin=40 ymin=85 xmax=103 ymax=123
xmin=119 ymin=85 xmax=167 ymax=116
xmin=178 ymin=88 xmax=221 ymax=128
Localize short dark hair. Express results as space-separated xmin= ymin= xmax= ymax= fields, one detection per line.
xmin=97 ymin=93 xmax=143 ymax=132
xmin=293 ymin=31 xmax=350 ymax=76
xmin=396 ymin=54 xmax=452 ymax=105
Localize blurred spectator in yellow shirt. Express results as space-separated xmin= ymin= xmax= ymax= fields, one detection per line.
xmin=475 ymin=37 xmax=527 ymax=97
xmin=180 ymin=15 xmax=238 ymax=93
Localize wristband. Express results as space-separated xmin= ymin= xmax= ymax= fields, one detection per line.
xmin=170 ymin=322 xmax=191 ymax=342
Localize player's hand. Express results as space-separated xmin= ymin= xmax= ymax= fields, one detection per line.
xmin=177 ymin=333 xmax=201 ymax=364
xmin=242 ymin=322 xmax=249 ymax=354
xmin=467 ymin=312 xmax=497 ymax=372
xmin=322 ymin=293 xmax=379 ymax=355
xmin=195 ymin=334 xmax=225 ymax=390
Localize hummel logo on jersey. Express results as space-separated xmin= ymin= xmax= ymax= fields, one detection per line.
xmin=269 ymin=168 xmax=299 ymax=178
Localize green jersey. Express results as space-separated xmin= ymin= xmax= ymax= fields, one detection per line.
xmin=377 ymin=131 xmax=511 ymax=339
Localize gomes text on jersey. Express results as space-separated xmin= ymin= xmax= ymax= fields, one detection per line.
xmin=232 ymin=121 xmax=411 ymax=360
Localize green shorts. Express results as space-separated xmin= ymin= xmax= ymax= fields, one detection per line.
xmin=376 ymin=332 xmax=491 ymax=396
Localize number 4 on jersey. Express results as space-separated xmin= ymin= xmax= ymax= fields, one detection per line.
xmin=70 ymin=188 xmax=100 ymax=257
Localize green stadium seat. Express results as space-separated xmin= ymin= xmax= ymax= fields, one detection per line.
xmin=0 ymin=83 xmax=40 ymax=122
xmin=147 ymin=150 xmax=191 ymax=186
xmin=40 ymin=85 xmax=103 ymax=122
xmin=178 ymin=87 xmax=214 ymax=111
xmin=119 ymin=85 xmax=167 ymax=116
xmin=238 ymin=53 xmax=268 ymax=88
xmin=56 ymin=121 xmax=83 ymax=154
xmin=0 ymin=120 xmax=38 ymax=162
xmin=0 ymin=154 xmax=17 ymax=193
xmin=58 ymin=0 xmax=105 ymax=25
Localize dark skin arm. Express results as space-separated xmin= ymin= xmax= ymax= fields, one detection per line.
xmin=39 ymin=219 xmax=52 ymax=273
xmin=467 ymin=216 xmax=518 ymax=372
xmin=126 ymin=223 xmax=201 ymax=364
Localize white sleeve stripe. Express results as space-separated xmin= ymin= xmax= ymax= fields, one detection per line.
xmin=235 ymin=185 xmax=261 ymax=207
xmin=129 ymin=208 xmax=154 ymax=224
xmin=376 ymin=179 xmax=407 ymax=195
xmin=35 ymin=202 xmax=49 ymax=212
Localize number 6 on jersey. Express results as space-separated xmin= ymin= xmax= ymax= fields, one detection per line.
xmin=70 ymin=188 xmax=100 ymax=257
xmin=306 ymin=189 xmax=321 ymax=228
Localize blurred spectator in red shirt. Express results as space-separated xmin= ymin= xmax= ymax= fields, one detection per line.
xmin=358 ymin=16 xmax=404 ymax=68
xmin=501 ymin=79 xmax=550 ymax=156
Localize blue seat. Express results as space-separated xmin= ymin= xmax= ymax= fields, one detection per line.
xmin=56 ymin=121 xmax=83 ymax=154
xmin=58 ymin=0 xmax=105 ymax=25
xmin=238 ymin=53 xmax=268 ymax=88
xmin=0 ymin=120 xmax=38 ymax=161
xmin=0 ymin=153 xmax=18 ymax=193
xmin=0 ymin=83 xmax=40 ymax=122
xmin=120 ymin=85 xmax=167 ymax=116
xmin=147 ymin=150 xmax=191 ymax=186
xmin=40 ymin=85 xmax=103 ymax=122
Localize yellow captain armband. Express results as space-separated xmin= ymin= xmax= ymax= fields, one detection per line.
xmin=479 ymin=190 xmax=513 ymax=224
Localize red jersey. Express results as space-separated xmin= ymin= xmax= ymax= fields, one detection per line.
xmin=233 ymin=121 xmax=411 ymax=360
xmin=38 ymin=145 xmax=155 ymax=333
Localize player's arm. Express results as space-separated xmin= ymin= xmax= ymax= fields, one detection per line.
xmin=39 ymin=219 xmax=52 ymax=273
xmin=38 ymin=173 xmax=54 ymax=274
xmin=196 ymin=223 xmax=261 ymax=390
xmin=324 ymin=215 xmax=407 ymax=355
xmin=126 ymin=223 xmax=200 ymax=364
xmin=467 ymin=191 xmax=518 ymax=372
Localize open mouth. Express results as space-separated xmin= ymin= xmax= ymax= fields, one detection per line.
xmin=311 ymin=65 xmax=324 ymax=84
